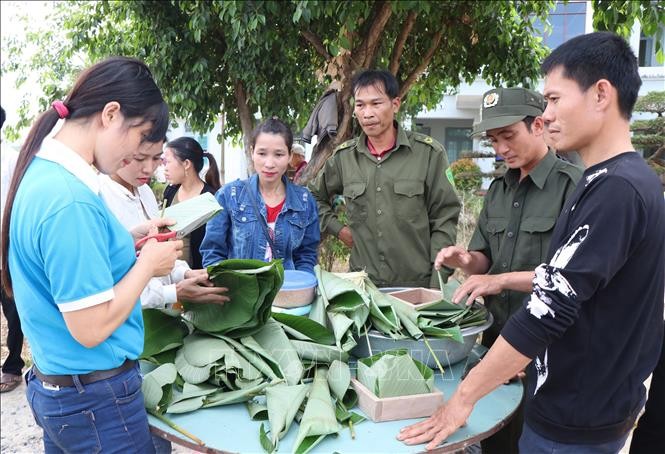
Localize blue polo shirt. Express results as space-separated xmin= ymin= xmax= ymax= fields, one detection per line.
xmin=8 ymin=138 xmax=144 ymax=375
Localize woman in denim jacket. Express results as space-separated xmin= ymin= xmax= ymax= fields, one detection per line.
xmin=200 ymin=118 xmax=320 ymax=275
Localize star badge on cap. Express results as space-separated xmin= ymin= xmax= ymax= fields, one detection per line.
xmin=483 ymin=92 xmax=499 ymax=108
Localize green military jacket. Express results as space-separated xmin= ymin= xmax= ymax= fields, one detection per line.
xmin=310 ymin=124 xmax=460 ymax=288
xmin=468 ymin=150 xmax=583 ymax=346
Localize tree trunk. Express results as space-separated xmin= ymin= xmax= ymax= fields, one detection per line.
xmin=234 ymin=79 xmax=255 ymax=175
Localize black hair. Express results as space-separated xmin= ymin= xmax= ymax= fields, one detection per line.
xmin=2 ymin=56 xmax=169 ymax=295
xmin=541 ymin=31 xmax=641 ymax=120
xmin=250 ymin=118 xmax=294 ymax=151
xmin=0 ymin=106 xmax=5 ymax=129
xmin=352 ymin=69 xmax=400 ymax=99
xmin=523 ymin=116 xmax=536 ymax=132
xmin=166 ymin=136 xmax=221 ymax=191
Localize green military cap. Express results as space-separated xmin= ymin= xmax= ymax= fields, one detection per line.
xmin=471 ymin=87 xmax=545 ymax=137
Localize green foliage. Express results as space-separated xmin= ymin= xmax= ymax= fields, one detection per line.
xmin=631 ymin=91 xmax=665 ymax=160
xmin=449 ymin=158 xmax=482 ymax=192
xmin=592 ymin=1 xmax=665 ymax=63
xmin=318 ymin=206 xmax=350 ymax=271
xmin=634 ymin=91 xmax=665 ymax=115
xmin=3 ymin=0 xmax=661 ymax=163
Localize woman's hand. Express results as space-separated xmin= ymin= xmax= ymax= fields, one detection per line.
xmin=130 ymin=217 xmax=176 ymax=240
xmin=177 ymin=270 xmax=229 ymax=305
xmin=137 ymin=239 xmax=183 ymax=276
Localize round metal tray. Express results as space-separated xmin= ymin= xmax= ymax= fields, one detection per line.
xmin=350 ymin=287 xmax=493 ymax=367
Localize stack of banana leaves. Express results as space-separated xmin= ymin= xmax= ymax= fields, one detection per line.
xmin=141 ymin=259 xmax=363 ymax=454
xmin=140 ymin=261 xmax=488 ymax=453
xmin=310 ymin=266 xmax=489 ymax=349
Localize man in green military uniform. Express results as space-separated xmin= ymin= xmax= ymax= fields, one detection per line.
xmin=434 ymin=87 xmax=583 ymax=453
xmin=310 ymin=69 xmax=460 ymax=288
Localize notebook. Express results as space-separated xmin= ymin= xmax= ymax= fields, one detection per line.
xmin=163 ymin=192 xmax=223 ymax=237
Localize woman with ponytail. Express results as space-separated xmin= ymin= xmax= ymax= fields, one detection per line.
xmin=162 ymin=136 xmax=221 ymax=268
xmin=1 ymin=57 xmax=181 ymax=453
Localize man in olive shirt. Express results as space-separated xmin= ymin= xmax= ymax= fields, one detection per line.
xmin=434 ymin=87 xmax=582 ymax=453
xmin=310 ymin=70 xmax=460 ymax=288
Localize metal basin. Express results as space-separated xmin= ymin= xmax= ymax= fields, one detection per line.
xmin=350 ymin=287 xmax=493 ymax=367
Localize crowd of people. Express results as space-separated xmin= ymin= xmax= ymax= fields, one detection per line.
xmin=0 ymin=31 xmax=662 ymax=454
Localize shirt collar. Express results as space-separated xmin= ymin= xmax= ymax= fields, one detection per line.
xmin=357 ymin=121 xmax=412 ymax=159
xmin=37 ymin=137 xmax=101 ymax=194
xmin=503 ymin=149 xmax=557 ymax=190
xmin=99 ymin=174 xmax=137 ymax=201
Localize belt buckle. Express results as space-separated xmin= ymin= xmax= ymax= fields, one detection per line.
xmin=42 ymin=381 xmax=60 ymax=391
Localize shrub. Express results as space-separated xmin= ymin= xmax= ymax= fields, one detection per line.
xmin=450 ymin=158 xmax=482 ymax=192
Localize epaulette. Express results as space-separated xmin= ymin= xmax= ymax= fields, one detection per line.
xmin=332 ymin=139 xmax=356 ymax=155
xmin=412 ymin=132 xmax=444 ymax=152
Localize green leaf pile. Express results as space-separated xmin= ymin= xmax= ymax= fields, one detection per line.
xmin=140 ymin=259 xmax=364 ymax=453
xmin=181 ymin=259 xmax=284 ymax=337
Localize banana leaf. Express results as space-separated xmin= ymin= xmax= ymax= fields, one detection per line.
xmin=293 ymin=367 xmax=341 ymax=454
xmin=357 ymin=349 xmax=434 ymax=398
xmin=203 ymin=381 xmax=270 ymax=408
xmin=209 ymin=334 xmax=283 ymax=381
xmin=141 ymin=309 xmax=187 ymax=359
xmin=316 ymin=267 xmax=370 ymax=331
xmin=171 ymin=382 xmax=218 ymax=404
xmin=272 ymin=312 xmax=335 ymax=345
xmin=175 ymin=348 xmax=214 ymax=384
xmin=142 ymin=363 xmax=178 ymax=413
xmin=246 ymin=398 xmax=269 ymax=420
xmin=307 ymin=292 xmax=328 ymax=327
xmin=266 ymin=383 xmax=310 ymax=446
xmin=253 ymin=319 xmax=304 ymax=386
xmin=326 ymin=360 xmax=350 ymax=401
xmin=182 ymin=259 xmax=283 ymax=337
xmin=327 ymin=312 xmax=356 ymax=351
xmin=166 ymin=395 xmax=206 ymax=414
xmin=290 ymin=340 xmax=349 ymax=364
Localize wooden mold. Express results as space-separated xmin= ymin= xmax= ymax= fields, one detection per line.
xmin=388 ymin=287 xmax=441 ymax=308
xmin=351 ymin=378 xmax=444 ymax=422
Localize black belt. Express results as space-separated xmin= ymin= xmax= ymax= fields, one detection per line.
xmin=33 ymin=359 xmax=137 ymax=388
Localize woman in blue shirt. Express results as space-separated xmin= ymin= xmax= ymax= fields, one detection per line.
xmin=1 ymin=57 xmax=181 ymax=453
xmin=200 ymin=118 xmax=320 ymax=274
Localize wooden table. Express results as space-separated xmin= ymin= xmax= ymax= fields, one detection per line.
xmin=149 ymin=345 xmax=523 ymax=453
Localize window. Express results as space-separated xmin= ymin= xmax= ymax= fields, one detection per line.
xmin=444 ymin=128 xmax=473 ymax=163
xmin=639 ymin=28 xmax=665 ymax=67
xmin=533 ymin=1 xmax=586 ymax=50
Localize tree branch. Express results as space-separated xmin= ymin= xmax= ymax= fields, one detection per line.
xmin=301 ymin=30 xmax=331 ymax=60
xmin=389 ymin=10 xmax=417 ymax=75
xmin=354 ymin=1 xmax=392 ymax=68
xmin=398 ymin=29 xmax=444 ymax=99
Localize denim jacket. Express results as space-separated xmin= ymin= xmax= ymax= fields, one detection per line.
xmin=200 ymin=174 xmax=320 ymax=274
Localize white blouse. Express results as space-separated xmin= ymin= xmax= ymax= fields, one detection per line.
xmin=99 ymin=175 xmax=189 ymax=308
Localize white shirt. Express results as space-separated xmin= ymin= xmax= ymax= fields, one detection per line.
xmin=99 ymin=174 xmax=190 ymax=308
xmin=0 ymin=143 xmax=19 ymax=266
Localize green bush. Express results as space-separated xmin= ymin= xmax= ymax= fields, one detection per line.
xmin=450 ymin=158 xmax=482 ymax=192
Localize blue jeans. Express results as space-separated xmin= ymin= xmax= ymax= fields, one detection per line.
xmin=519 ymin=423 xmax=631 ymax=454
xmin=26 ymin=365 xmax=156 ymax=453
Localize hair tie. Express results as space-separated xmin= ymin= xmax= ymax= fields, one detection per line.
xmin=52 ymin=100 xmax=69 ymax=119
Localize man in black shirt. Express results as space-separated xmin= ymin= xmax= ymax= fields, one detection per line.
xmin=398 ymin=31 xmax=664 ymax=453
